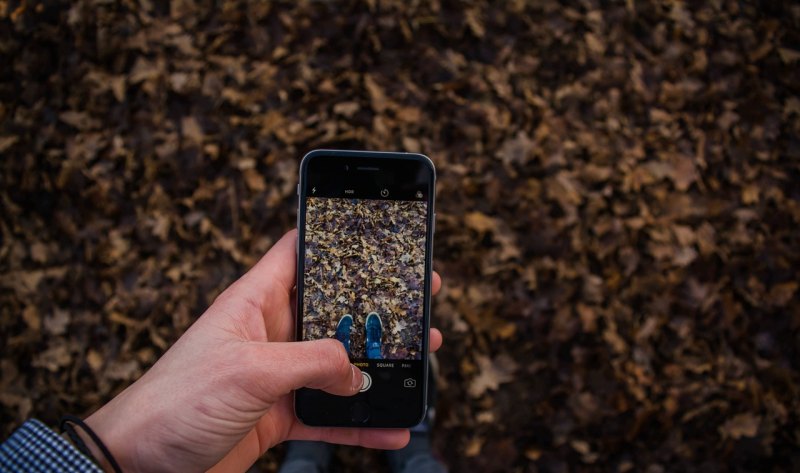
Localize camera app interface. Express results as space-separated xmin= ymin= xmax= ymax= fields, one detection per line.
xmin=302 ymin=196 xmax=427 ymax=361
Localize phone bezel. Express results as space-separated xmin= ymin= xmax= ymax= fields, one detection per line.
xmin=294 ymin=149 xmax=436 ymax=428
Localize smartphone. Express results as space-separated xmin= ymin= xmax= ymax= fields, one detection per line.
xmin=294 ymin=149 xmax=436 ymax=428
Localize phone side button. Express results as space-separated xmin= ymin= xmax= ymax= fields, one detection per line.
xmin=350 ymin=401 xmax=370 ymax=424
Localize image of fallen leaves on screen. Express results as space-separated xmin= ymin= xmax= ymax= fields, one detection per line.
xmin=303 ymin=197 xmax=427 ymax=360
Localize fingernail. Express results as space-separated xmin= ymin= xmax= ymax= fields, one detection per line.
xmin=350 ymin=364 xmax=363 ymax=392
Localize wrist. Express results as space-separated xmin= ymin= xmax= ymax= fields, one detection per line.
xmin=83 ymin=401 xmax=138 ymax=472
xmin=60 ymin=412 xmax=126 ymax=473
xmin=69 ymin=426 xmax=116 ymax=473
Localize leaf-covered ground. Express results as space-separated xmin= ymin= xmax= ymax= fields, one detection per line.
xmin=1 ymin=1 xmax=799 ymax=471
xmin=303 ymin=197 xmax=427 ymax=360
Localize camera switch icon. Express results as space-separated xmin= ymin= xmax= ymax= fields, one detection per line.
xmin=403 ymin=378 xmax=416 ymax=388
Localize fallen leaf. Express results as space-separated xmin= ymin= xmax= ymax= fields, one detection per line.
xmin=181 ymin=116 xmax=204 ymax=147
xmin=59 ymin=111 xmax=100 ymax=130
xmin=719 ymin=412 xmax=761 ymax=440
xmin=464 ymin=212 xmax=498 ymax=234
xmin=33 ymin=344 xmax=72 ymax=372
xmin=468 ymin=354 xmax=518 ymax=397
xmin=44 ymin=309 xmax=70 ymax=336
xmin=769 ymin=282 xmax=797 ymax=307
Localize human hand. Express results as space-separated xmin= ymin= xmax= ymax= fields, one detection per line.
xmin=83 ymin=230 xmax=443 ymax=472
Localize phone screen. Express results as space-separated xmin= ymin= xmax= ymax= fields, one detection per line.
xmin=303 ymin=197 xmax=427 ymax=360
xmin=295 ymin=150 xmax=435 ymax=427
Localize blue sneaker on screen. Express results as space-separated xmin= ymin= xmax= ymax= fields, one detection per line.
xmin=366 ymin=312 xmax=383 ymax=359
xmin=335 ymin=314 xmax=353 ymax=355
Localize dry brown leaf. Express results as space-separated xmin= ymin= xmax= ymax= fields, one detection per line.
xmin=769 ymin=282 xmax=797 ymax=307
xmin=22 ymin=305 xmax=40 ymax=331
xmin=0 ymin=136 xmax=19 ymax=153
xmin=468 ymin=354 xmax=518 ymax=397
xmin=364 ymin=74 xmax=387 ymax=113
xmin=464 ymin=437 xmax=484 ymax=457
xmin=59 ymin=111 xmax=100 ymax=130
xmin=497 ymin=131 xmax=534 ymax=168
xmin=33 ymin=344 xmax=72 ymax=372
xmin=585 ymin=32 xmax=606 ymax=56
xmin=719 ymin=412 xmax=761 ymax=440
xmin=44 ymin=309 xmax=70 ymax=336
xmin=464 ymin=211 xmax=499 ymax=234
xmin=181 ymin=116 xmax=204 ymax=147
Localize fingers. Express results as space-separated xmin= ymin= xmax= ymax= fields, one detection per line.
xmin=249 ymin=339 xmax=362 ymax=398
xmin=430 ymin=271 xmax=443 ymax=353
xmin=429 ymin=328 xmax=443 ymax=352
xmin=432 ymin=271 xmax=442 ymax=295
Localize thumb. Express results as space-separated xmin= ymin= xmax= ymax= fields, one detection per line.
xmin=250 ymin=339 xmax=363 ymax=398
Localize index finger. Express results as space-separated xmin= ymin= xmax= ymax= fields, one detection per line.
xmin=432 ymin=271 xmax=442 ymax=296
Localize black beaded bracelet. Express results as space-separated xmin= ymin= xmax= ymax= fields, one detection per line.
xmin=59 ymin=415 xmax=123 ymax=473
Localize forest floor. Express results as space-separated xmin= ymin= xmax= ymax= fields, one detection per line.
xmin=1 ymin=1 xmax=799 ymax=471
